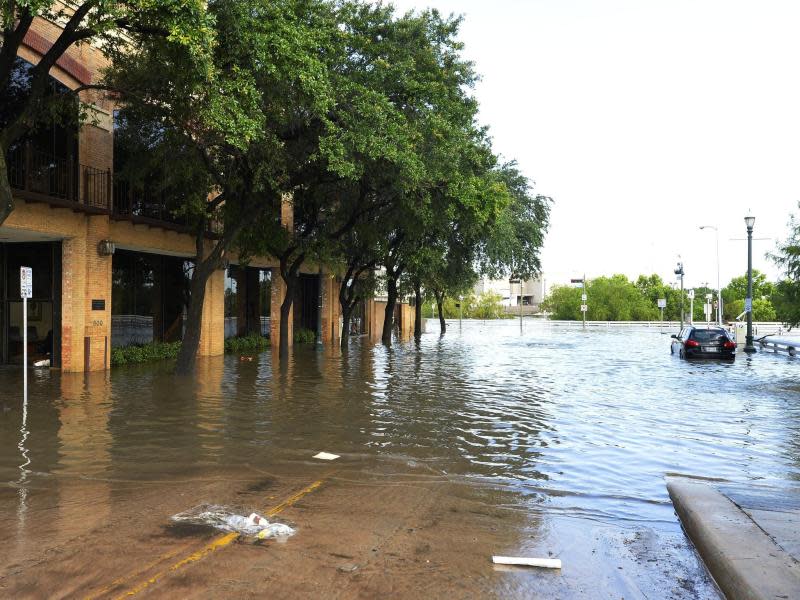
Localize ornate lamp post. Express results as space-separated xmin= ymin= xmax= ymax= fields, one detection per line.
xmin=744 ymin=215 xmax=756 ymax=354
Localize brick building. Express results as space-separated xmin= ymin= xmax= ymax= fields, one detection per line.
xmin=1 ymin=12 xmax=409 ymax=371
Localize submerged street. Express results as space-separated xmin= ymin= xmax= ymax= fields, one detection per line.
xmin=2 ymin=320 xmax=799 ymax=598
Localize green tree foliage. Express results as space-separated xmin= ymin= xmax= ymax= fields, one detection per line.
xmin=422 ymin=292 xmax=507 ymax=320
xmin=541 ymin=285 xmax=582 ymax=320
xmin=0 ymin=1 xmax=214 ymax=225
xmin=480 ymin=162 xmax=552 ymax=281
xmin=108 ymin=0 xmax=342 ymax=371
xmin=770 ymin=209 xmax=800 ymax=328
xmin=721 ymin=270 xmax=775 ymax=321
xmin=545 ymin=274 xmax=689 ymax=321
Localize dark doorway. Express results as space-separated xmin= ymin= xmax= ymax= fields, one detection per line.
xmin=0 ymin=242 xmax=61 ymax=366
xmin=224 ymin=266 xmax=271 ymax=339
xmin=294 ymin=274 xmax=320 ymax=335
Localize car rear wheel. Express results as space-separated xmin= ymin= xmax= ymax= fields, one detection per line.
xmin=679 ymin=349 xmax=685 ymax=359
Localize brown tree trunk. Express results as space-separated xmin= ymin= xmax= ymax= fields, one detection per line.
xmin=278 ymin=253 xmax=303 ymax=359
xmin=0 ymin=151 xmax=15 ymax=226
xmin=175 ymin=216 xmax=244 ymax=375
xmin=340 ymin=303 xmax=353 ymax=349
xmin=414 ymin=281 xmax=422 ymax=341
xmin=436 ymin=291 xmax=446 ymax=334
xmin=175 ymin=260 xmax=213 ymax=374
xmin=382 ymin=276 xmax=398 ymax=345
xmin=279 ymin=271 xmax=297 ymax=359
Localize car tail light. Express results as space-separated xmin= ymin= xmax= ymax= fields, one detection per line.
xmin=685 ymin=339 xmax=700 ymax=348
xmin=723 ymin=341 xmax=736 ymax=349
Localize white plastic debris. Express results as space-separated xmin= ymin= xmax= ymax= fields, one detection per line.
xmin=492 ymin=556 xmax=562 ymax=569
xmin=33 ymin=359 xmax=50 ymax=367
xmin=313 ymin=452 xmax=340 ymax=460
xmin=171 ymin=504 xmax=295 ymax=539
xmin=257 ymin=523 xmax=296 ymax=539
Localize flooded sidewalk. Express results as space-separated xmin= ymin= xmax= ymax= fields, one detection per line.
xmin=2 ymin=321 xmax=799 ymax=597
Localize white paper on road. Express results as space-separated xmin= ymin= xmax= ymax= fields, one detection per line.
xmin=492 ymin=556 xmax=562 ymax=569
xmin=313 ymin=452 xmax=340 ymax=460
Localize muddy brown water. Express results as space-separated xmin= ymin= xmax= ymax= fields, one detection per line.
xmin=1 ymin=320 xmax=799 ymax=598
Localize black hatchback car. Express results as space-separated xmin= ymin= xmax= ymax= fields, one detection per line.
xmin=671 ymin=326 xmax=736 ymax=360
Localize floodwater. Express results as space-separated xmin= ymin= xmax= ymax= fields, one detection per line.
xmin=1 ymin=320 xmax=799 ymax=598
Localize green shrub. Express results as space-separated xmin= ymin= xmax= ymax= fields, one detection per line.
xmin=293 ymin=328 xmax=316 ymax=343
xmin=110 ymin=341 xmax=181 ymax=366
xmin=112 ymin=335 xmax=270 ymax=367
xmin=224 ymin=334 xmax=270 ymax=354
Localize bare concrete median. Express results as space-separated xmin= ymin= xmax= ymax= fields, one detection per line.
xmin=667 ymin=476 xmax=800 ymax=600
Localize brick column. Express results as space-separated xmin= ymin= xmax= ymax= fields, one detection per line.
xmin=62 ymin=215 xmax=112 ymax=372
xmin=320 ymin=273 xmax=340 ymax=346
xmin=198 ymin=267 xmax=225 ymax=357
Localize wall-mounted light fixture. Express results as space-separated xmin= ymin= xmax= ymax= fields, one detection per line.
xmin=97 ymin=240 xmax=116 ymax=256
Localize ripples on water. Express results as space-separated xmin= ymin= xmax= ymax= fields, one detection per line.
xmin=1 ymin=320 xmax=799 ymax=531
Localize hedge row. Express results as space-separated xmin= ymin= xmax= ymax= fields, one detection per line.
xmin=111 ymin=334 xmax=270 ymax=367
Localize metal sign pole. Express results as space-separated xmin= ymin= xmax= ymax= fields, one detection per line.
xmin=23 ymin=294 xmax=27 ymax=401
xmin=582 ymin=275 xmax=586 ymax=330
xmin=20 ymin=266 xmax=32 ymax=404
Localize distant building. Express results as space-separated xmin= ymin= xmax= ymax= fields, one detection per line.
xmin=472 ymin=277 xmax=546 ymax=308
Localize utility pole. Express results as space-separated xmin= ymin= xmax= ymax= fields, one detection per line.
xmin=674 ymin=260 xmax=685 ymax=329
xmin=699 ymin=225 xmax=723 ymax=325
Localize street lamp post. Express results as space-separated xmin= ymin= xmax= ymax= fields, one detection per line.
xmin=674 ymin=260 xmax=685 ymax=329
xmin=744 ymin=215 xmax=756 ymax=354
xmin=699 ymin=225 xmax=723 ymax=325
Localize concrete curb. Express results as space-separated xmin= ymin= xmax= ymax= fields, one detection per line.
xmin=667 ymin=476 xmax=800 ymax=600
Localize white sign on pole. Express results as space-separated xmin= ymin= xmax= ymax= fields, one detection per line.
xmin=745 ymin=297 xmax=753 ymax=312
xmin=688 ymin=290 xmax=695 ymax=300
xmin=20 ymin=266 xmax=32 ymax=299
xmin=580 ymin=304 xmax=588 ymax=312
xmin=657 ymin=298 xmax=667 ymax=309
xmin=20 ymin=266 xmax=32 ymax=402
xmin=581 ymin=293 xmax=587 ymax=301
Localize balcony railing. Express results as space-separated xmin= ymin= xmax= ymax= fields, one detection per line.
xmin=7 ymin=143 xmax=221 ymax=234
xmin=113 ymin=180 xmax=190 ymax=229
xmin=7 ymin=142 xmax=111 ymax=211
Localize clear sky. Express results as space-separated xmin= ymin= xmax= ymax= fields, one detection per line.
xmin=390 ymin=0 xmax=799 ymax=289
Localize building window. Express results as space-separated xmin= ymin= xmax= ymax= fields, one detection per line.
xmin=224 ymin=266 xmax=239 ymax=339
xmin=111 ymin=250 xmax=192 ymax=348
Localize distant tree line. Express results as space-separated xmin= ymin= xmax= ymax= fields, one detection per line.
xmin=542 ymin=271 xmax=782 ymax=323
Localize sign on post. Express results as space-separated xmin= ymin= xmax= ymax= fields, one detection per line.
xmin=745 ymin=297 xmax=753 ymax=313
xmin=580 ymin=304 xmax=588 ymax=312
xmin=20 ymin=266 xmax=32 ymax=402
xmin=20 ymin=267 xmax=32 ymax=299
xmin=657 ymin=298 xmax=667 ymax=309
xmin=581 ymin=293 xmax=587 ymax=302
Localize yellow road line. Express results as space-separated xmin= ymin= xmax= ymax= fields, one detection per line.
xmin=266 ymin=479 xmax=323 ymax=516
xmin=83 ymin=543 xmax=195 ymax=600
xmin=87 ymin=478 xmax=325 ymax=600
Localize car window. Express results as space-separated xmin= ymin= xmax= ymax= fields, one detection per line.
xmin=690 ymin=329 xmax=727 ymax=343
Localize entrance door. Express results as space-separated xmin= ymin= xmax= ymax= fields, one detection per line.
xmin=1 ymin=242 xmax=60 ymax=366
